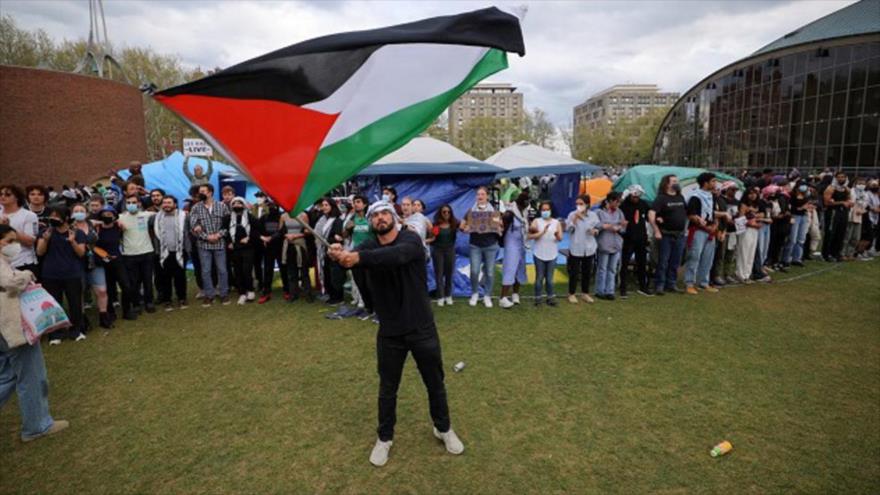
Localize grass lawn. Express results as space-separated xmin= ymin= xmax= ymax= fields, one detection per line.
xmin=2 ymin=259 xmax=879 ymax=494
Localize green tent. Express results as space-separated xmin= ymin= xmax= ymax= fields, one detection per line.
xmin=613 ymin=165 xmax=742 ymax=203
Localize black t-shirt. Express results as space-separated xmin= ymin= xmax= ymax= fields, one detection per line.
xmin=40 ymin=228 xmax=87 ymax=280
xmin=620 ymin=198 xmax=650 ymax=241
xmin=686 ymin=195 xmax=716 ymax=223
xmin=355 ymin=229 xmax=434 ymax=337
xmin=790 ymin=193 xmax=809 ymax=215
xmin=96 ymin=224 xmax=122 ymax=258
xmin=650 ymin=193 xmax=688 ymax=233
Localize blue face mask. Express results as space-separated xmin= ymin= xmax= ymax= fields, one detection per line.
xmin=541 ymin=210 xmax=551 ymax=219
xmin=382 ymin=194 xmax=391 ymax=203
xmin=72 ymin=212 xmax=87 ymax=221
xmin=798 ymin=185 xmax=807 ymax=192
xmin=126 ymin=204 xmax=138 ymax=214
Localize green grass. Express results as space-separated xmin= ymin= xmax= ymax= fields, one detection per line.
xmin=2 ymin=260 xmax=879 ymax=494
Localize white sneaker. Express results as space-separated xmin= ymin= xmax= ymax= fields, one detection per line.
xmin=511 ymin=293 xmax=521 ymax=305
xmin=437 ymin=298 xmax=445 ymax=307
xmin=75 ymin=333 xmax=87 ymax=342
xmin=445 ymin=296 xmax=453 ymax=306
xmin=195 ymin=291 xmax=204 ymax=299
xmin=237 ymin=295 xmax=247 ymax=305
xmin=246 ymin=291 xmax=256 ymax=301
xmin=499 ymin=297 xmax=514 ymax=309
xmin=433 ymin=427 xmax=464 ymax=455
xmin=483 ymin=296 xmax=493 ymax=308
xmin=49 ymin=339 xmax=62 ymax=346
xmin=369 ymin=439 xmax=393 ymax=467
xmin=468 ymin=293 xmax=479 ymax=307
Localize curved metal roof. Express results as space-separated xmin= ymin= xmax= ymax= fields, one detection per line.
xmin=752 ymin=0 xmax=879 ymax=57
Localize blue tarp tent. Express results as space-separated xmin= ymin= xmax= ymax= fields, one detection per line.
xmin=119 ymin=151 xmax=261 ymax=203
xmin=356 ymin=137 xmax=505 ymax=297
xmin=486 ymin=141 xmax=601 ymax=217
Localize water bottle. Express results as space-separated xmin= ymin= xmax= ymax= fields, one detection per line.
xmin=710 ymin=441 xmax=732 ymax=457
xmin=453 ymin=361 xmax=466 ymax=373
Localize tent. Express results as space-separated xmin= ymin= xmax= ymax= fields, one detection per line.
xmin=356 ymin=137 xmax=505 ymax=297
xmin=119 ymin=151 xmax=262 ymax=203
xmin=486 ymin=141 xmax=601 ymax=217
xmin=613 ymin=165 xmax=742 ymax=203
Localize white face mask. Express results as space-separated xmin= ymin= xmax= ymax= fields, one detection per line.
xmin=1 ymin=243 xmax=21 ymax=259
xmin=381 ymin=194 xmax=391 ymax=203
xmin=856 ymin=184 xmax=866 ymax=191
xmin=576 ymin=204 xmax=586 ymax=213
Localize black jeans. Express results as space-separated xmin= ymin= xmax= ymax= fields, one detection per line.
xmin=620 ymin=238 xmax=648 ymax=293
xmin=323 ymin=258 xmax=345 ymax=303
xmin=567 ymin=254 xmax=595 ymax=295
xmin=103 ymin=257 xmax=135 ymax=315
xmin=376 ymin=328 xmax=450 ymax=441
xmin=261 ymin=242 xmax=287 ymax=295
xmin=231 ymin=248 xmax=255 ymax=293
xmin=158 ymin=254 xmax=187 ymax=303
xmin=42 ymin=277 xmax=84 ymax=339
xmin=823 ymin=207 xmax=848 ymax=259
xmin=431 ymin=245 xmax=455 ymax=299
xmin=252 ymin=243 xmax=265 ymax=294
xmin=285 ymin=244 xmax=311 ymax=296
xmin=123 ymin=253 xmax=154 ymax=307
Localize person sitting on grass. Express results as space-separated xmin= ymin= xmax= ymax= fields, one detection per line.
xmin=328 ymin=201 xmax=463 ymax=467
xmin=0 ymin=224 xmax=69 ymax=443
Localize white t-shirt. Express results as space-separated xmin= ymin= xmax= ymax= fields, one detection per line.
xmin=0 ymin=207 xmax=38 ymax=267
xmin=532 ymin=217 xmax=560 ymax=262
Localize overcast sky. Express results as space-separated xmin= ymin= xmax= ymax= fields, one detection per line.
xmin=4 ymin=0 xmax=855 ymax=127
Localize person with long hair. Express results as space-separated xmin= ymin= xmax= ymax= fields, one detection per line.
xmin=528 ymin=200 xmax=563 ymax=306
xmin=429 ymin=204 xmax=458 ymax=306
xmin=595 ymin=192 xmax=627 ymax=300
xmin=318 ymin=197 xmax=345 ymax=304
xmin=565 ymin=194 xmax=599 ymax=303
xmin=735 ymin=188 xmax=762 ymax=283
xmin=460 ymin=186 xmax=501 ymax=308
xmin=649 ymin=175 xmax=688 ymax=295
xmin=71 ymin=203 xmax=111 ymax=329
xmin=499 ymin=193 xmax=529 ymax=308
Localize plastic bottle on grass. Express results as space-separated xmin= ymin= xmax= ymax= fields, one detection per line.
xmin=710 ymin=441 xmax=732 ymax=457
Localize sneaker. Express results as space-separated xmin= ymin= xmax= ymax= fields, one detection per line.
xmin=75 ymin=333 xmax=87 ymax=342
xmin=637 ymin=289 xmax=654 ymax=297
xmin=483 ymin=296 xmax=493 ymax=308
xmin=369 ymin=439 xmax=393 ymax=467
xmin=21 ymin=419 xmax=69 ymax=443
xmin=726 ymin=275 xmax=739 ymax=284
xmin=433 ymin=427 xmax=464 ymax=455
xmin=713 ymin=277 xmax=727 ymax=287
xmin=202 ymin=297 xmax=213 ymax=308
xmin=757 ymin=276 xmax=772 ymax=283
xmin=469 ymin=293 xmax=479 ymax=307
xmin=283 ymin=292 xmax=291 ymax=301
xmin=179 ymin=300 xmax=189 ymax=309
xmin=445 ymin=296 xmax=453 ymax=306
xmin=237 ymin=295 xmax=247 ymax=305
xmin=499 ymin=297 xmax=514 ymax=309
xmin=246 ymin=291 xmax=256 ymax=301
xmin=144 ymin=304 xmax=157 ymax=314
xmin=686 ymin=286 xmax=699 ymax=295
xmin=669 ymin=286 xmax=685 ymax=294
xmin=123 ymin=312 xmax=138 ymax=321
xmin=49 ymin=339 xmax=61 ymax=346
xmin=620 ymin=291 xmax=629 ymax=300
xmin=437 ymin=298 xmax=445 ymax=307
xmin=195 ymin=291 xmax=204 ymax=299
xmin=258 ymin=294 xmax=271 ymax=304
xmin=534 ymin=297 xmax=544 ymax=306
xmin=221 ymin=296 xmax=232 ymax=305
xmin=546 ymin=297 xmax=558 ymax=307
xmin=511 ymin=293 xmax=521 ymax=305
xmin=568 ymin=294 xmax=579 ymax=304
xmin=83 ymin=302 xmax=93 ymax=310
xmin=581 ymin=294 xmax=595 ymax=303
xmin=702 ymin=286 xmax=719 ymax=293
xmin=164 ymin=303 xmax=174 ymax=312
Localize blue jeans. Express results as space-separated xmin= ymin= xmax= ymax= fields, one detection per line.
xmin=469 ymin=244 xmax=498 ymax=296
xmin=685 ymin=230 xmax=717 ymax=288
xmin=0 ymin=343 xmax=55 ymax=439
xmin=753 ymin=224 xmax=771 ymax=275
xmin=595 ymin=251 xmax=621 ymax=296
xmin=784 ymin=215 xmax=809 ymax=263
xmin=198 ymin=248 xmax=229 ymax=298
xmin=654 ymin=233 xmax=686 ymax=291
xmin=534 ymin=258 xmax=556 ymax=299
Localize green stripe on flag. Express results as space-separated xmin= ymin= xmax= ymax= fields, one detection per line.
xmin=292 ymin=48 xmax=508 ymax=213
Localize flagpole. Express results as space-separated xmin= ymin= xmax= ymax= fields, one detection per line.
xmin=292 ymin=214 xmax=332 ymax=248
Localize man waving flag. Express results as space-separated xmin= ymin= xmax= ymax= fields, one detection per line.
xmin=153 ymin=7 xmax=525 ymax=213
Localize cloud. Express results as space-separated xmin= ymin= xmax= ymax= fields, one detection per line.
xmin=3 ymin=0 xmax=854 ymax=127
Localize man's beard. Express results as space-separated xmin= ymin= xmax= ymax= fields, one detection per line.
xmin=374 ymin=222 xmax=394 ymax=235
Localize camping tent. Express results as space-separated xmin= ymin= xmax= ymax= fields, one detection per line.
xmin=486 ymin=141 xmax=601 ymax=217
xmin=613 ymin=165 xmax=742 ymax=203
xmin=356 ymin=137 xmax=505 ymax=296
xmin=119 ymin=151 xmax=262 ymax=203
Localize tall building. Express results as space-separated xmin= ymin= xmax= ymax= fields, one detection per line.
xmin=448 ymin=82 xmax=524 ymax=148
xmin=573 ymin=84 xmax=679 ymax=132
xmin=653 ymin=0 xmax=880 ymax=173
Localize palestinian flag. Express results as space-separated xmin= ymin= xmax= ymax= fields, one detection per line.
xmin=154 ymin=7 xmax=525 ymax=213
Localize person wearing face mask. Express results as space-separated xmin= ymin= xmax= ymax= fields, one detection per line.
xmin=222 ymin=197 xmax=257 ymax=305
xmin=381 ymin=187 xmax=403 ymax=217
xmin=595 ymin=192 xmax=627 ymax=300
xmin=821 ymin=171 xmax=852 ymax=262
xmin=95 ymin=206 xmax=135 ymax=321
xmin=499 ymin=193 xmax=530 ymax=308
xmin=119 ymin=194 xmax=158 ymax=314
xmin=317 ymin=197 xmax=345 ymax=305
xmin=0 ymin=185 xmax=40 ymax=280
xmin=528 ymin=201 xmax=563 ymax=306
xmin=429 ymin=203 xmax=459 ymax=307
xmin=713 ymin=182 xmax=740 ymax=286
xmin=249 ymin=192 xmax=268 ymax=291
xmin=71 ymin=203 xmax=111 ymax=330
xmin=189 ymin=184 xmax=231 ymax=306
xmin=565 ymin=194 xmax=599 ymax=304
xmin=280 ymin=206 xmax=314 ymax=303
xmin=327 ymin=202 xmax=463 ymax=467
xmin=460 ymin=186 xmax=502 ymax=308
xmin=783 ymin=181 xmax=812 ymax=267
xmin=153 ymin=196 xmax=189 ymax=311
xmin=766 ymin=183 xmax=792 ymax=271
xmin=619 ymin=185 xmax=652 ymax=298
xmin=0 ymin=224 xmax=70 ymax=442
xmin=256 ymin=200 xmax=288 ymax=304
xmin=649 ymin=175 xmax=688 ymax=295
xmin=35 ymin=205 xmax=88 ymax=344
xmin=841 ymin=177 xmax=870 ymax=260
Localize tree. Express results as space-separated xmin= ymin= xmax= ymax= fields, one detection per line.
xmin=454 ymin=116 xmax=523 ymax=160
xmin=571 ymin=106 xmax=669 ymax=166
xmin=522 ymin=107 xmax=555 ymax=148
xmin=424 ymin=112 xmax=449 ymax=142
